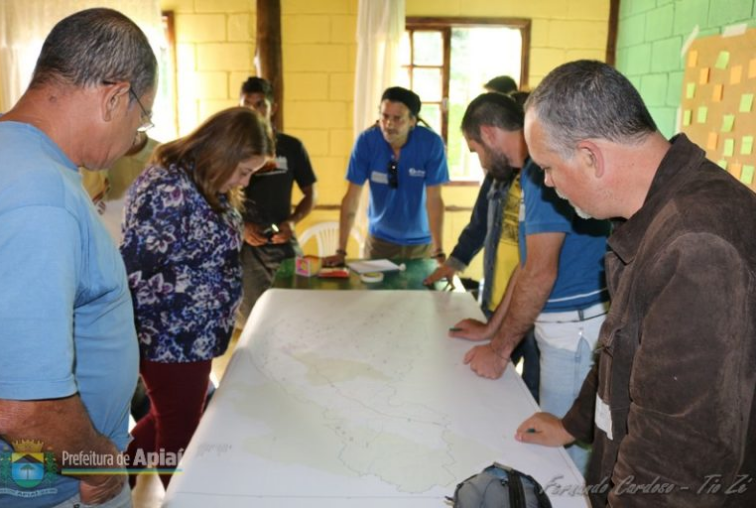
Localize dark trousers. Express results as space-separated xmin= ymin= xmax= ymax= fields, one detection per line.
xmin=127 ymin=359 xmax=212 ymax=489
xmin=483 ymin=308 xmax=540 ymax=402
xmin=240 ymin=241 xmax=299 ymax=320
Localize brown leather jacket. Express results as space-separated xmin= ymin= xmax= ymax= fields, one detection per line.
xmin=562 ymin=135 xmax=756 ymax=507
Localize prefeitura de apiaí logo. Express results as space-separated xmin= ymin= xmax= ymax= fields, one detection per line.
xmin=0 ymin=439 xmax=58 ymax=498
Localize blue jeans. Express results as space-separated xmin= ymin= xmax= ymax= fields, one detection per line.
xmin=538 ymin=337 xmax=595 ymax=474
xmin=52 ymin=482 xmax=131 ymax=508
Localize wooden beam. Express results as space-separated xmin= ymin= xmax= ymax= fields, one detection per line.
xmin=256 ymin=0 xmax=284 ymax=131
xmin=606 ymin=0 xmax=620 ymax=67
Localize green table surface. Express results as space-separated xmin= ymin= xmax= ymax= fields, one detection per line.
xmin=272 ymin=257 xmax=465 ymax=291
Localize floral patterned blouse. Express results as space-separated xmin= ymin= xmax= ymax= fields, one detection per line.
xmin=120 ymin=163 xmax=243 ymax=363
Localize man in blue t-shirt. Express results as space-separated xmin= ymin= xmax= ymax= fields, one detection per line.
xmin=449 ymin=93 xmax=610 ymax=474
xmin=325 ymin=87 xmax=449 ymax=265
xmin=0 ymin=9 xmax=156 ymax=507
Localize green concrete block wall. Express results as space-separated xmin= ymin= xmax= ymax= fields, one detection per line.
xmin=617 ymin=0 xmax=756 ymax=138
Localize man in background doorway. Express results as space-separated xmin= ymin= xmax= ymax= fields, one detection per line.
xmin=484 ymin=75 xmax=518 ymax=95
xmin=238 ymin=77 xmax=317 ymax=320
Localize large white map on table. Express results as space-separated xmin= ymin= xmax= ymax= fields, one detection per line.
xmin=164 ymin=289 xmax=587 ymax=507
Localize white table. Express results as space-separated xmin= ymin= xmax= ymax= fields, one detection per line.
xmin=164 ymin=289 xmax=588 ymax=507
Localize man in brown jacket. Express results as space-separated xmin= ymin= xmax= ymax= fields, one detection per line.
xmin=515 ymin=60 xmax=756 ymax=507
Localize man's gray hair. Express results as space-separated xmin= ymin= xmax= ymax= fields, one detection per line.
xmin=525 ymin=60 xmax=657 ymax=157
xmin=29 ymin=8 xmax=157 ymax=98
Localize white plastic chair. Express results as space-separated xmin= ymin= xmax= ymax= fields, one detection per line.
xmin=298 ymin=221 xmax=364 ymax=258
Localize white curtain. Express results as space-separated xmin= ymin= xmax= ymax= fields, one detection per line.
xmin=0 ymin=0 xmax=162 ymax=112
xmin=353 ymin=0 xmax=405 ymax=136
xmin=352 ymin=0 xmax=404 ymax=237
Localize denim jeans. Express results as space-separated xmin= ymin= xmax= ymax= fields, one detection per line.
xmin=535 ymin=312 xmax=606 ymax=475
xmin=52 ymin=482 xmax=131 ymax=508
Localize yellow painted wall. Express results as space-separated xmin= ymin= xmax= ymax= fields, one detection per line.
xmin=280 ymin=0 xmax=357 ymax=222
xmin=158 ymin=0 xmax=610 ymax=279
xmin=159 ymin=0 xmax=257 ymax=135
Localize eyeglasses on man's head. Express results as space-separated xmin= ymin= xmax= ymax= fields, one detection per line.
xmin=128 ymin=88 xmax=154 ymax=133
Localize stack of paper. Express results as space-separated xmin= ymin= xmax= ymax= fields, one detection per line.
xmin=346 ymin=259 xmax=401 ymax=274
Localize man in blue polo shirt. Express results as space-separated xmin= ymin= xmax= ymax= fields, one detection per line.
xmin=325 ymin=87 xmax=449 ymax=264
xmin=449 ymin=93 xmax=610 ymax=473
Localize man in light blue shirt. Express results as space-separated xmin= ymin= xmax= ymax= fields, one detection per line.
xmin=0 ymin=8 xmax=157 ymax=507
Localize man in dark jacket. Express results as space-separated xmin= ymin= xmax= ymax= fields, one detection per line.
xmin=515 ymin=60 xmax=756 ymax=507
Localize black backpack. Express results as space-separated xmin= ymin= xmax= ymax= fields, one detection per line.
xmin=452 ymin=463 xmax=552 ymax=508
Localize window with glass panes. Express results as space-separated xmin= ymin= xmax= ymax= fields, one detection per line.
xmin=399 ymin=18 xmax=530 ymax=182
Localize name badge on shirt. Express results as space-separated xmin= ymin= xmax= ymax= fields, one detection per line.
xmin=371 ymin=171 xmax=389 ymax=184
xmin=274 ymin=156 xmax=289 ymax=171
xmin=594 ymin=393 xmax=613 ymax=440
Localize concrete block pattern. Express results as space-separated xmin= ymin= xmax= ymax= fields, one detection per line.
xmin=405 ymin=0 xmax=462 ymax=16
xmin=641 ymin=73 xmax=669 ymax=106
xmin=177 ymin=44 xmax=197 ymax=72
xmin=708 ymin=0 xmax=754 ymax=27
xmin=565 ymin=48 xmax=606 ymax=62
xmin=229 ymin=71 xmax=257 ymax=98
xmin=331 ymin=15 xmax=357 ymax=44
xmin=228 ymin=14 xmax=254 ymax=42
xmin=329 ymin=129 xmax=355 ymax=156
xmin=666 ymin=71 xmax=684 ymax=106
xmin=530 ymin=47 xmax=568 ymax=77
xmin=285 ymin=73 xmax=329 ymax=101
xmin=285 ymin=101 xmax=348 ymax=129
xmin=629 ymin=0 xmax=659 ymax=16
xmin=645 ymin=3 xmax=674 ymax=41
xmin=547 ymin=20 xmax=608 ymax=49
xmin=648 ymin=106 xmax=677 ymax=138
xmin=282 ymin=15 xmax=331 ymax=44
xmin=199 ymin=99 xmax=240 ymax=122
xmin=617 ymin=13 xmax=646 ymax=49
xmin=567 ymin=0 xmax=612 ymax=21
xmin=160 ymin=0 xmax=196 ymax=14
xmin=196 ymin=72 xmax=229 ymax=100
xmin=624 ymin=43 xmax=652 ymax=76
xmin=651 ymin=37 xmax=683 ymax=73
xmin=197 ymin=43 xmax=255 ymax=71
xmin=283 ymin=0 xmax=350 ymax=15
xmin=329 ymin=73 xmax=354 ymax=101
xmin=531 ymin=20 xmax=550 ymax=47
xmin=284 ymin=44 xmax=349 ymax=72
xmin=286 ymin=129 xmax=330 ymax=156
xmin=194 ymin=0 xmax=254 ymax=13
xmin=176 ymin=14 xmax=227 ymax=43
xmin=177 ymin=99 xmax=200 ymax=136
xmin=673 ymin=0 xmax=710 ymax=35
